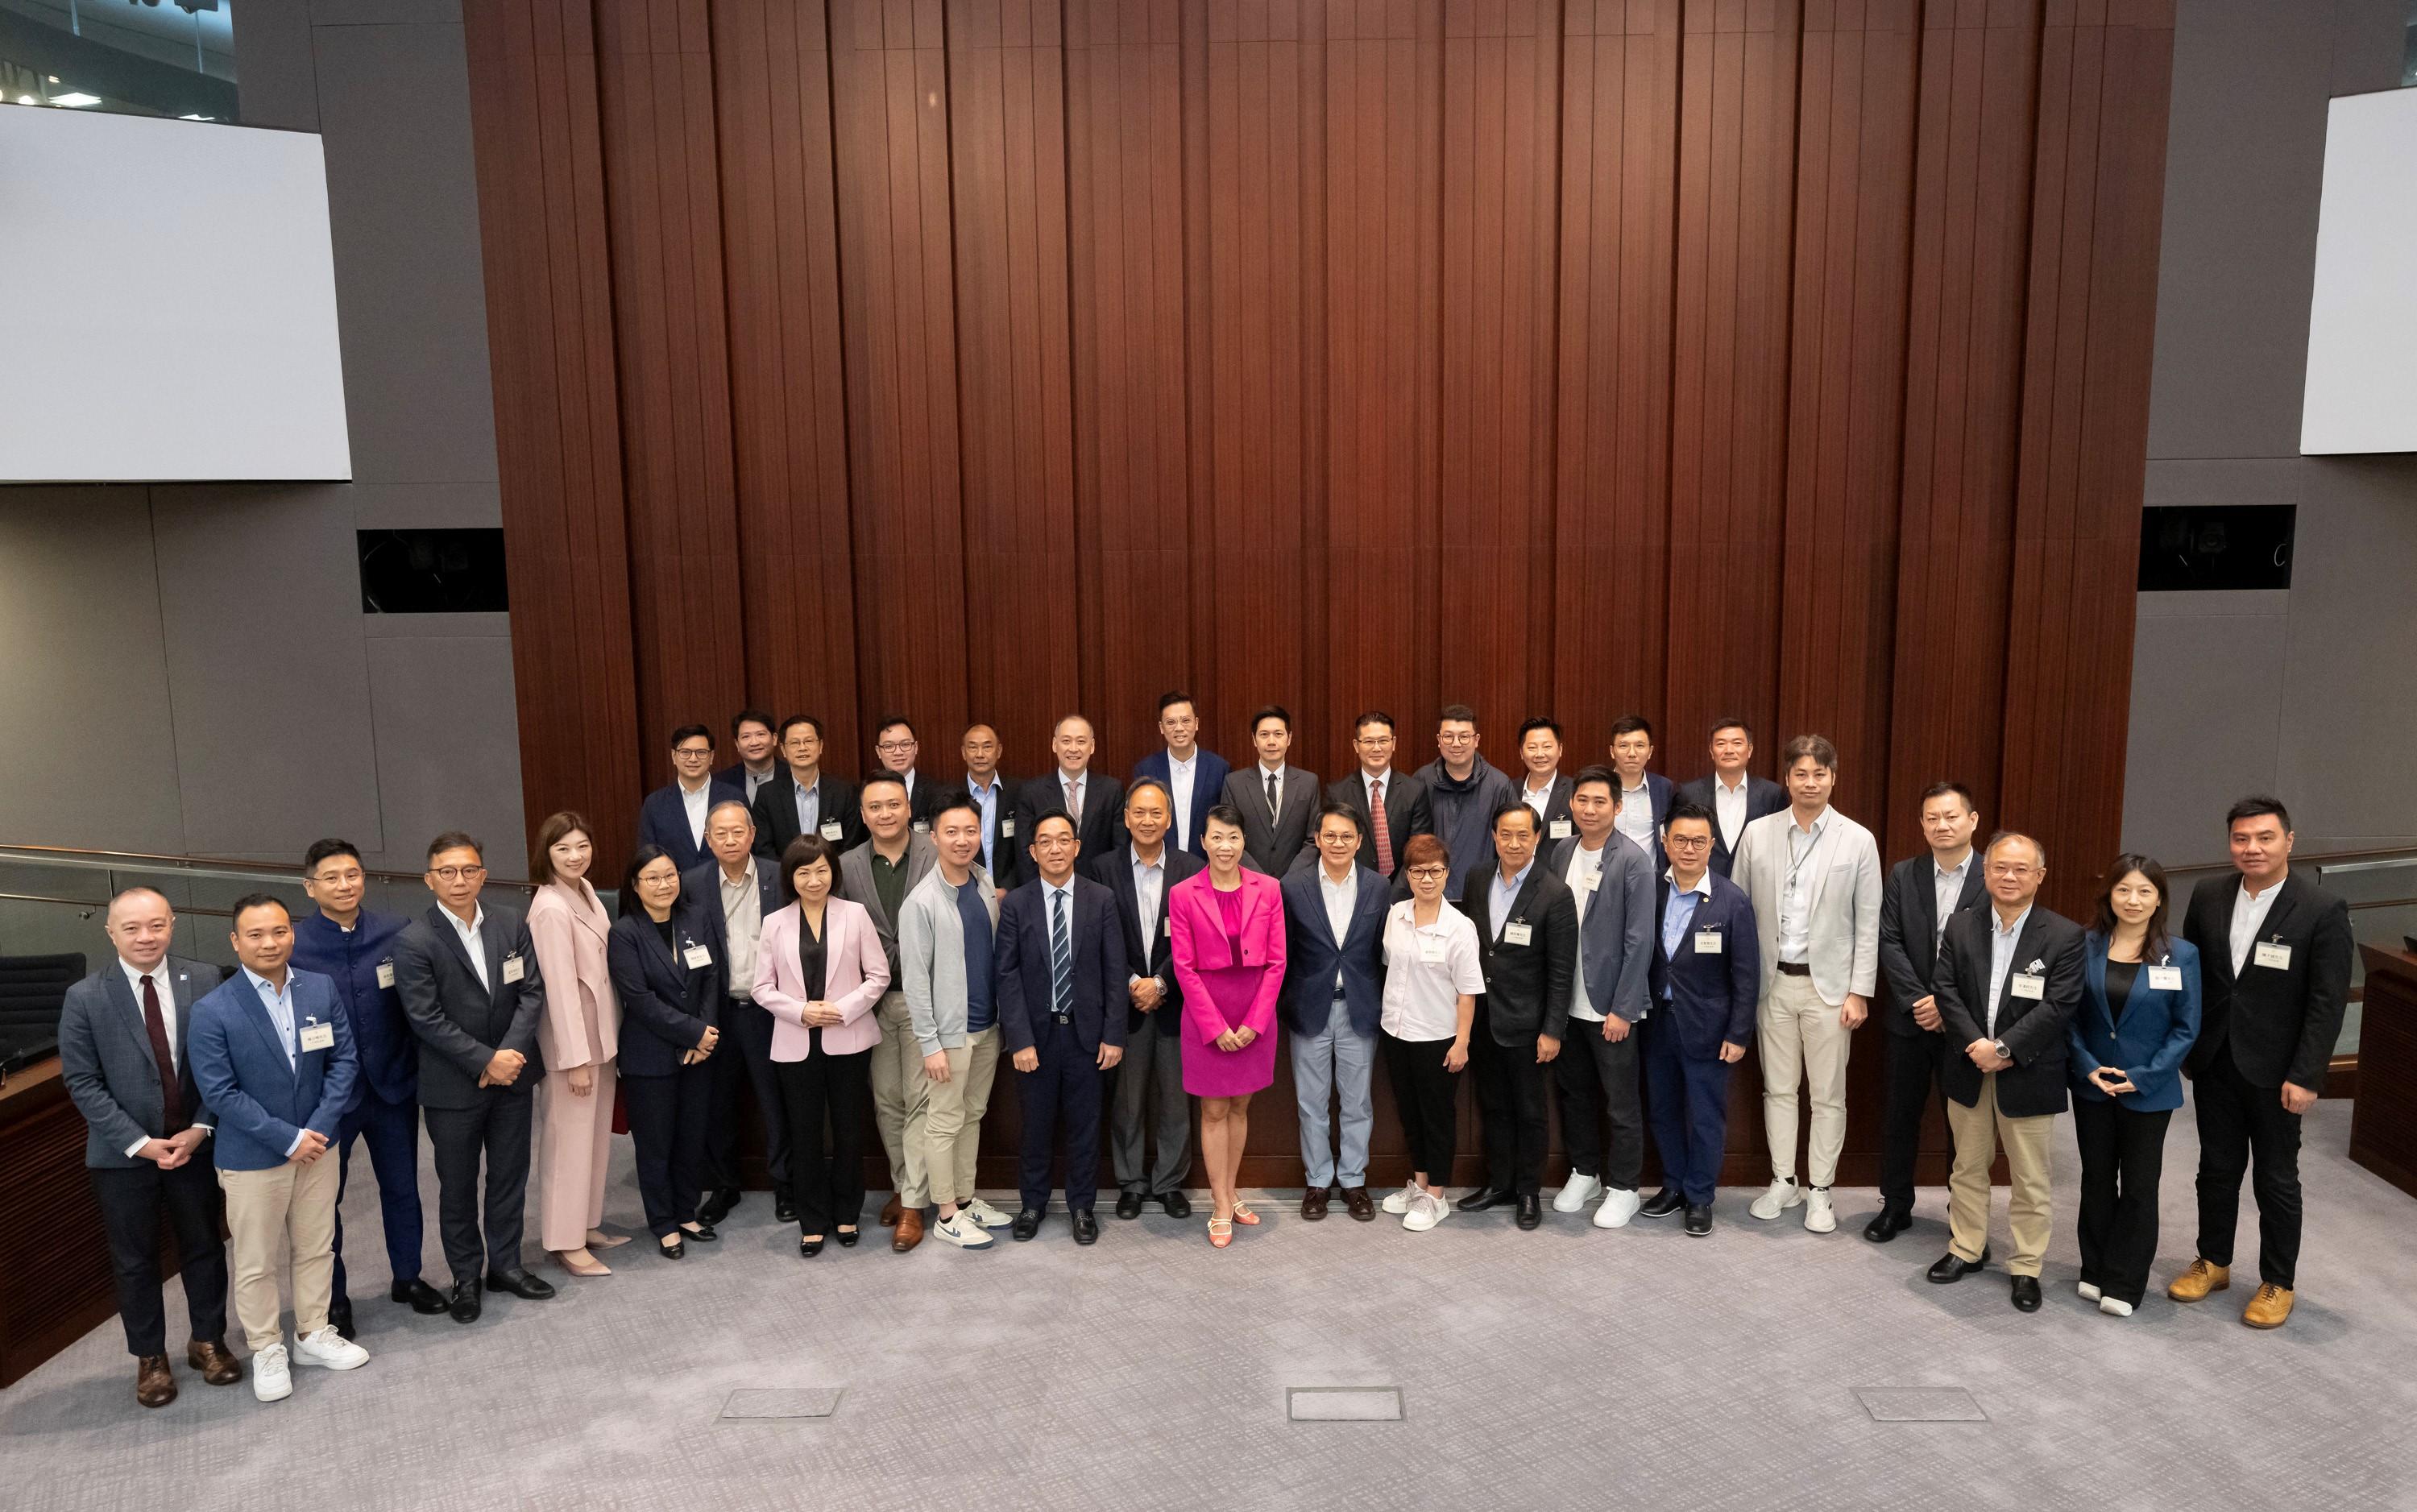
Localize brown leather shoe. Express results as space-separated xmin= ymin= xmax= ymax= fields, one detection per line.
xmin=891 ymin=1208 xmax=924 ymax=1253
xmin=135 ymin=1355 xmax=176 ymax=1409
xmin=1300 ymin=1187 xmax=1330 ymax=1220
xmin=879 ymin=1194 xmax=903 ymax=1228
xmin=2166 ymin=1257 xmax=2231 ymax=1303
xmin=1341 ymin=1186 xmax=1376 ymax=1221
xmin=2242 ymin=1282 xmax=2295 ymax=1329
xmin=187 ymin=1339 xmax=243 ymax=1386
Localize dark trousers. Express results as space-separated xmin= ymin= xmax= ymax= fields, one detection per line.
xmin=624 ymin=1063 xmax=713 ymax=1239
xmin=704 ymin=996 xmax=790 ymax=1199
xmin=1016 ymin=1017 xmax=1105 ymax=1212
xmin=1111 ymin=1021 xmax=1190 ymax=1196
xmin=422 ymin=1091 xmax=533 ymax=1282
xmin=1878 ymin=1027 xmax=1954 ymax=1212
xmin=1382 ymin=1029 xmax=1461 ymax=1183
xmin=2074 ymin=1098 xmax=2173 ymax=1306
xmin=2194 ymin=1048 xmax=2304 ymax=1287
xmin=776 ymin=1042 xmax=873 ymax=1235
xmin=90 ymin=1160 xmax=229 ymax=1357
xmin=1554 ymin=1021 xmax=1644 ymax=1189
xmin=1642 ymin=1019 xmax=1731 ymax=1206
xmin=1468 ymin=1001 xmax=1548 ymax=1195
xmin=332 ymin=1092 xmax=425 ymax=1303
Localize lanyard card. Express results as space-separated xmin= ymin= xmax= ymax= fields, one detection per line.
xmin=2148 ymin=964 xmax=2183 ymax=992
xmin=375 ymin=960 xmax=396 ymax=989
xmin=684 ymin=942 xmax=714 ymax=969
xmin=1503 ymin=921 xmax=1533 ymax=947
xmin=2253 ymin=940 xmax=2291 ymax=971
xmin=1694 ymin=928 xmax=1723 ymax=954
xmin=299 ymin=1019 xmax=335 ymax=1052
xmin=501 ymin=953 xmax=525 ymax=984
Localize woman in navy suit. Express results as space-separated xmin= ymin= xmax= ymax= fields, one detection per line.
xmin=606 ymin=846 xmax=725 ymax=1259
xmin=2068 ymin=854 xmax=2200 ymax=1316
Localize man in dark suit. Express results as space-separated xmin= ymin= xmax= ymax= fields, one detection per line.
xmin=960 ymin=722 xmax=1020 ymax=888
xmin=1221 ymin=704 xmax=1320 ymax=875
xmin=688 ymin=798 xmax=793 ymax=1226
xmin=1280 ymin=802 xmax=1391 ymax=1220
xmin=1131 ymin=690 xmax=1229 ymax=859
xmin=1018 ymin=713 xmax=1124 ymax=869
xmin=1865 ymin=781 xmax=1986 ymax=1243
xmin=1514 ymin=717 xmax=1575 ymax=838
xmin=1640 ymin=803 xmax=1760 ymax=1235
xmin=2171 ymin=795 xmax=2353 ymax=1329
xmin=995 ymin=810 xmax=1129 ymax=1243
xmin=292 ymin=839 xmax=449 ymax=1334
xmin=1540 ymin=767 xmax=1655 ymax=1228
xmin=1083 ymin=779 xmax=1202 ymax=1220
xmin=1458 ymin=802 xmax=1579 ymax=1228
xmin=868 ymin=715 xmax=944 ymax=831
xmin=715 ymin=707 xmax=785 ymax=804
xmin=391 ymin=831 xmax=556 ymax=1322
xmin=1927 ymin=832 xmax=2086 ymax=1314
xmin=1608 ymin=714 xmax=1677 ymax=872
xmin=57 ymin=887 xmax=239 ymax=1407
xmin=752 ymin=713 xmax=864 ymax=861
xmin=637 ymin=723 xmax=744 ymax=875
xmin=1674 ymin=715 xmax=1786 ymax=877
xmin=1310 ymin=710 xmax=1434 ymax=882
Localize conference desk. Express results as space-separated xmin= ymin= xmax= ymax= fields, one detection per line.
xmin=2351 ymin=947 xmax=2417 ymax=1202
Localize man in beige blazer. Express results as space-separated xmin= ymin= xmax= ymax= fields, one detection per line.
xmin=1730 ymin=735 xmax=1883 ymax=1235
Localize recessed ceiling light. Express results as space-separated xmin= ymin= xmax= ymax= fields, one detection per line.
xmin=52 ymin=92 xmax=103 ymax=106
xmin=179 ymin=114 xmax=214 ymax=121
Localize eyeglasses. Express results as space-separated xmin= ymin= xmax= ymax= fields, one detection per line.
xmin=1666 ymin=835 xmax=1712 ymax=849
xmin=1406 ymin=866 xmax=1449 ymax=880
xmin=875 ymin=739 xmax=917 ymax=753
xmin=312 ymin=868 xmax=365 ymax=885
xmin=673 ymin=745 xmax=713 ymax=758
xmin=430 ymin=865 xmax=487 ymax=882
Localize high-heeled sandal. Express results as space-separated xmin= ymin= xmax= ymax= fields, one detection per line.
xmin=1207 ymin=1216 xmax=1233 ymax=1249
xmin=1230 ymin=1200 xmax=1260 ymax=1227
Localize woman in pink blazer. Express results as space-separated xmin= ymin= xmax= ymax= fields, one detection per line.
xmin=525 ymin=811 xmax=627 ymax=1278
xmin=754 ymin=834 xmax=890 ymax=1256
xmin=1170 ymin=805 xmax=1287 ymax=1247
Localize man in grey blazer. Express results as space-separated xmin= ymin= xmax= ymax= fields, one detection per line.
xmin=836 ymin=773 xmax=939 ymax=1231
xmin=898 ymin=795 xmax=1010 ymax=1252
xmin=1731 ymin=735 xmax=1884 ymax=1235
xmin=1541 ymin=767 xmax=1656 ymax=1229
xmin=1222 ymin=703 xmax=1320 ymax=875
xmin=57 ymin=887 xmax=240 ymax=1406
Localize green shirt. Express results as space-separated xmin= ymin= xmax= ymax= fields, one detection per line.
xmin=869 ymin=847 xmax=911 ymax=980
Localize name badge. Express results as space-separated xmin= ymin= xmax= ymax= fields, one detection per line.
xmin=1503 ymin=922 xmax=1533 ymax=947
xmin=2010 ymin=972 xmax=2045 ymax=1000
xmin=502 ymin=954 xmax=525 ymax=984
xmin=299 ymin=1020 xmax=335 ymax=1052
xmin=1582 ymin=872 xmax=1601 ymax=893
xmin=2253 ymin=941 xmax=2291 ymax=971
xmin=819 ymin=820 xmax=844 ymax=841
xmin=1548 ymin=818 xmax=1573 ymax=839
xmin=1694 ymin=929 xmax=1723 ymax=954
xmin=1001 ymin=818 xmax=1015 ymax=838
xmin=1418 ymin=935 xmax=1449 ymax=964
xmin=912 ymin=819 xmax=931 ymax=833
xmin=684 ymin=943 xmax=713 ymax=970
xmin=1162 ymin=913 xmax=1172 ymax=939
xmin=375 ymin=961 xmax=396 ymax=989
xmin=2148 ymin=964 xmax=2183 ymax=992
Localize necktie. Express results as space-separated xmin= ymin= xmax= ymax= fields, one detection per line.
xmin=1050 ymin=890 xmax=1074 ymax=1020
xmin=1370 ymin=779 xmax=1393 ymax=876
xmin=140 ymin=974 xmax=186 ymax=1133
xmin=1068 ymin=777 xmax=1084 ymax=825
xmin=1266 ymin=770 xmax=1279 ymax=821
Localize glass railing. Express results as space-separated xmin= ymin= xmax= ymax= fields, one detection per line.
xmin=0 ymin=0 xmax=237 ymax=124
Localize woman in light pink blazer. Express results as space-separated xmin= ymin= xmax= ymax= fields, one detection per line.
xmin=754 ymin=834 xmax=890 ymax=1256
xmin=1170 ymin=806 xmax=1287 ymax=1246
xmin=525 ymin=811 xmax=626 ymax=1278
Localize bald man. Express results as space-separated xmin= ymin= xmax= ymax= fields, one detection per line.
xmin=1016 ymin=715 xmax=1124 ymax=869
xmin=960 ymin=723 xmax=1021 ymax=888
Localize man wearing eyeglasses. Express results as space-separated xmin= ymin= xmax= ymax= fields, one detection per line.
xmin=392 ymin=831 xmax=555 ymax=1324
xmin=637 ymin=723 xmax=743 ymax=875
xmin=1640 ymin=803 xmax=1759 ymax=1237
xmin=871 ymin=715 xmax=941 ymax=831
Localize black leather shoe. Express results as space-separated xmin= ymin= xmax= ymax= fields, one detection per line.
xmin=1455 ymin=1187 xmax=1515 ymax=1213
xmin=681 ymin=1221 xmax=719 ymax=1243
xmin=328 ymin=1298 xmax=356 ymax=1341
xmin=659 ymin=1236 xmax=686 ymax=1261
xmin=1684 ymin=1203 xmax=1714 ymax=1237
xmin=1639 ymin=1187 xmax=1685 ymax=1220
xmin=1159 ymin=1190 xmax=1192 ymax=1219
xmin=485 ymin=1268 xmax=557 ymax=1300
xmin=1927 ymin=1246 xmax=1991 ymax=1284
xmin=1115 ymin=1191 xmax=1145 ymax=1220
xmin=835 ymin=1228 xmax=860 ymax=1248
xmin=1011 ymin=1208 xmax=1044 ymax=1241
xmin=1072 ymin=1209 xmax=1100 ymax=1245
xmin=1515 ymin=1194 xmax=1543 ymax=1230
xmin=392 ymin=1278 xmax=450 ymax=1315
xmin=1864 ymin=1206 xmax=1913 ymax=1244
xmin=698 ymin=1187 xmax=740 ymax=1225
xmin=2010 ymin=1275 xmax=2042 ymax=1312
xmin=799 ymin=1237 xmax=823 ymax=1257
xmin=447 ymin=1280 xmax=482 ymax=1324
xmin=774 ymin=1197 xmax=798 ymax=1224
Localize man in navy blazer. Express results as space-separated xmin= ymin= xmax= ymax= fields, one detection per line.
xmin=1083 ymin=780 xmax=1204 ymax=1220
xmin=1640 ymin=803 xmax=1759 ymax=1236
xmin=1280 ymin=803 xmax=1391 ymax=1220
xmin=189 ymin=895 xmax=370 ymax=1401
xmin=639 ymin=723 xmax=744 ymax=874
xmin=1132 ymin=690 xmax=1229 ymax=858
xmin=1608 ymin=715 xmax=1677 ymax=873
xmin=996 ymin=811 xmax=1129 ymax=1244
xmin=1674 ymin=716 xmax=1787 ymax=878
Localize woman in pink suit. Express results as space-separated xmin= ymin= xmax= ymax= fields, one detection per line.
xmin=525 ymin=811 xmax=627 ymax=1278
xmin=1171 ymin=805 xmax=1286 ymax=1247
xmin=755 ymin=835 xmax=891 ymax=1257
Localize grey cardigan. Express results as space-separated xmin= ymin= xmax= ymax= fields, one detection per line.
xmin=900 ymin=863 xmax=999 ymax=1055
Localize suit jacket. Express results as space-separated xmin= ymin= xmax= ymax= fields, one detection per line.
xmin=1731 ymin=807 xmax=1884 ymax=1008
xmin=905 ymin=773 xmax=951 ymax=831
xmin=753 ymin=897 xmax=889 ymax=1060
xmin=899 ymin=864 xmax=1001 ymax=1054
xmin=752 ymin=768 xmax=867 ymax=862
xmin=1081 ymin=843 xmax=1206 ymax=1035
xmin=604 ymin=897 xmax=723 ymax=1079
xmin=526 ymin=880 xmax=620 ymax=1072
xmin=994 ymin=875 xmax=1130 ymax=1057
xmin=392 ymin=901 xmax=547 ymax=1111
xmin=188 ymin=967 xmax=359 ymax=1171
xmin=1516 ymin=773 xmax=1575 ymax=837
xmin=1540 ymin=833 xmax=1655 ymax=1025
xmin=1133 ymin=747 xmax=1232 ymax=858
xmin=58 ymin=956 xmax=223 ymax=1169
xmin=1306 ymin=768 xmax=1435 ymax=880
xmin=1675 ymin=773 xmax=1787 ymax=877
xmin=290 ymin=910 xmax=413 ymax=1110
xmin=1464 ymin=864 xmax=1580 ymax=1046
xmin=958 ymin=774 xmax=1022 ymax=886
xmin=2070 ymin=934 xmax=2202 ymax=1113
xmin=1279 ymin=863 xmax=1391 ymax=1038
xmin=1647 ymin=873 xmax=1761 ymax=1057
xmin=1223 ymin=764 xmax=1322 ymax=876
xmin=680 ymin=855 xmax=783 ymax=1000
xmin=638 ymin=778 xmax=744 ymax=875
xmin=1934 ymin=903 xmax=2087 ymax=1118
xmin=1016 ymin=769 xmax=1126 ymax=875
xmin=835 ymin=834 xmax=939 ymax=988
xmin=1618 ymin=771 xmax=1679 ymax=874
xmin=1168 ymin=869 xmax=1287 ymax=1049
xmin=2180 ymin=870 xmax=2353 ymax=1091
xmin=1876 ymin=851 xmax=1988 ymax=1036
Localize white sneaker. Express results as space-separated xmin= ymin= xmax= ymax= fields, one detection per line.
xmin=251 ymin=1343 xmax=292 ymax=1403
xmin=1748 ymin=1179 xmax=1803 ymax=1221
xmin=1592 ymin=1187 xmax=1642 ymax=1229
xmin=1403 ymin=1190 xmax=1449 ymax=1232
xmin=2077 ymin=1281 xmax=2103 ymax=1302
xmin=961 ymin=1197 xmax=1013 ymax=1229
xmin=292 ymin=1326 xmax=369 ymax=1371
xmin=1553 ymin=1172 xmax=1606 ymax=1214
xmin=2099 ymin=1296 xmax=2134 ymax=1318
xmin=1381 ymin=1179 xmax=1420 ymax=1216
xmin=933 ymin=1212 xmax=994 ymax=1249
xmin=1802 ymin=1188 xmax=1837 ymax=1233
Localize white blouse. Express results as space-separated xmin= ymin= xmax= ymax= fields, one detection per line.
xmin=1378 ymin=899 xmax=1486 ymax=1042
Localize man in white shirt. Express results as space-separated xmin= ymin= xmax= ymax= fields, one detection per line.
xmin=689 ymin=801 xmax=793 ymax=1230
xmin=1674 ymin=715 xmax=1786 ymax=877
xmin=1515 ymin=718 xmax=1574 ymax=838
xmin=870 ymin=715 xmax=926 ymax=825
xmin=637 ymin=723 xmax=740 ymax=874
xmin=1544 ymin=767 xmax=1656 ymax=1229
xmin=1607 ymin=715 xmax=1673 ymax=867
xmin=1134 ymin=690 xmax=1230 ymax=860
xmin=1220 ymin=704 xmax=1320 ymax=874
xmin=1279 ymin=804 xmax=1391 ymax=1220
xmin=1016 ymin=714 xmax=1125 ymax=872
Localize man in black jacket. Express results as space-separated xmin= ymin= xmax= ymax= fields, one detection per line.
xmin=1458 ymin=802 xmax=1579 ymax=1228
xmin=2170 ymin=796 xmax=2353 ymax=1329
xmin=1082 ymin=779 xmax=1203 ymax=1220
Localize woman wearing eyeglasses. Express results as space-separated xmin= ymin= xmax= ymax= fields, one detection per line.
xmin=1377 ymin=834 xmax=1483 ymax=1232
xmin=1169 ymin=806 xmax=1287 ymax=1247
xmin=524 ymin=811 xmax=626 ymax=1278
xmin=605 ymin=846 xmax=723 ymax=1258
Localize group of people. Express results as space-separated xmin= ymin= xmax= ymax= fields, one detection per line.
xmin=57 ymin=698 xmax=2353 ymax=1411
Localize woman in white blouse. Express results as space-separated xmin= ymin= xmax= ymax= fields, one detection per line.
xmin=1377 ymin=834 xmax=1484 ymax=1232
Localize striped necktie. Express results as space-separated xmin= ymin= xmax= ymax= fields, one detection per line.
xmin=1051 ymin=889 xmax=1074 ymax=1019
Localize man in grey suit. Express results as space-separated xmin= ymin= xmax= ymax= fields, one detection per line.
xmin=1221 ymin=703 xmax=1320 ymax=875
xmin=1541 ymin=767 xmax=1656 ymax=1229
xmin=835 ymin=773 xmax=938 ymax=1229
xmin=58 ymin=887 xmax=241 ymax=1407
xmin=392 ymin=831 xmax=555 ymax=1322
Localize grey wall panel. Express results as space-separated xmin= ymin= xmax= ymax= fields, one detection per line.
xmin=349 ymin=480 xmax=502 ymax=529
xmin=365 ymin=629 xmax=525 ymax=879
xmin=233 ymin=0 xmax=320 ymax=132
xmin=309 ymin=0 xmax=464 ymax=27
xmin=2123 ymin=593 xmax=2291 ymax=868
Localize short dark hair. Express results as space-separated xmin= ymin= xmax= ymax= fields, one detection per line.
xmin=731 ymin=708 xmax=775 ymax=739
xmin=1708 ymin=715 xmax=1753 ymax=741
xmin=230 ymin=893 xmax=292 ymax=927
xmin=1354 ymin=709 xmax=1396 ymax=736
xmin=1664 ymin=799 xmax=1714 ymax=832
xmin=777 ymin=714 xmax=826 ymax=745
xmin=1157 ymin=690 xmax=1196 ymax=717
xmin=1919 ymin=780 xmax=1976 ymax=814
xmin=1315 ymin=800 xmax=1362 ymax=836
xmin=1250 ymin=703 xmax=1291 ymax=735
xmin=1611 ymin=715 xmax=1655 ymax=741
xmin=427 ymin=831 xmax=483 ymax=864
xmin=617 ymin=845 xmax=677 ymax=918
xmin=1489 ymin=799 xmax=1539 ymax=835
xmin=1572 ymin=763 xmax=1619 ymax=799
xmin=1030 ymin=808 xmax=1077 ymax=841
xmin=1204 ymin=802 xmax=1247 ymax=836
xmin=2226 ymin=794 xmax=2292 ymax=831
xmin=1126 ymin=777 xmax=1172 ymax=808
xmin=670 ymin=723 xmax=714 ymax=749
xmin=778 ymin=835 xmax=835 ymax=900
xmin=2092 ymin=853 xmax=2173 ymax=964
xmin=302 ymin=838 xmax=362 ymax=876
xmin=1438 ymin=703 xmax=1478 ymax=727
xmin=1781 ymin=733 xmax=1839 ymax=771
xmin=528 ymin=810 xmax=595 ymax=886
xmin=873 ymin=714 xmax=917 ymax=744
xmin=859 ymin=772 xmax=909 ymax=798
xmin=928 ymin=794 xmax=982 ymax=828
xmin=1517 ymin=716 xmax=1563 ymax=744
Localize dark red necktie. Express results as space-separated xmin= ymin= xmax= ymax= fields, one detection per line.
xmin=142 ymin=974 xmax=187 ymax=1133
xmin=1370 ymin=781 xmax=1394 ymax=876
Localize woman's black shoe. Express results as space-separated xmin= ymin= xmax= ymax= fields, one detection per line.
xmin=835 ymin=1228 xmax=860 ymax=1248
xmin=682 ymin=1222 xmax=719 ymax=1243
xmin=800 ymin=1237 xmax=824 ymax=1257
xmin=659 ymin=1237 xmax=686 ymax=1261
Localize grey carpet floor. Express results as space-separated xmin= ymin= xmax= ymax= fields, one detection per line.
xmin=6 ymin=1100 xmax=2414 ymax=1512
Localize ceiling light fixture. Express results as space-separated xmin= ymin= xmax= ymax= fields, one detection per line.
xmin=52 ymin=92 xmax=103 ymax=106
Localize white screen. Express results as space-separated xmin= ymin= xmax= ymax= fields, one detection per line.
xmin=2301 ymin=89 xmax=2417 ymax=457
xmin=0 ymin=107 xmax=352 ymax=482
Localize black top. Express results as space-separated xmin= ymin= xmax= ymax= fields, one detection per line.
xmin=653 ymin=916 xmax=676 ymax=952
xmin=2103 ymin=959 xmax=2139 ymax=1013
xmin=799 ymin=910 xmax=827 ymax=1002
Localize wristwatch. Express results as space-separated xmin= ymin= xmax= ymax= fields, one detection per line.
xmin=1991 ymin=1039 xmax=2010 ymax=1062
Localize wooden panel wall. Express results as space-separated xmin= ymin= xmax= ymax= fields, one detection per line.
xmin=466 ymin=0 xmax=2174 ymax=1187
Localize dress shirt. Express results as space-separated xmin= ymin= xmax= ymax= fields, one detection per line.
xmin=1319 ymin=864 xmax=1358 ymax=994
xmin=1040 ymin=875 xmax=1078 ymax=1016
xmin=1257 ymin=762 xmax=1290 ymax=818
xmin=444 ymin=903 xmax=490 ymax=991
xmin=1932 ymin=850 xmax=1974 ymax=941
xmin=793 ymin=776 xmax=822 ymax=839
xmin=719 ymin=860 xmax=764 ymax=999
xmin=896 ymin=769 xmax=918 ymax=808
xmin=679 ymin=777 xmax=712 ymax=850
xmin=966 ymin=776 xmax=1003 ymax=870
xmin=1615 ymin=781 xmax=1656 ymax=851
xmin=1129 ymin=847 xmax=1167 ymax=984
xmin=1058 ymin=768 xmax=1089 ymax=824
xmin=1563 ymin=839 xmax=1606 ymax=1021
xmin=1985 ymin=903 xmax=2034 ymax=1039
xmin=1167 ymin=751 xmax=1198 ymax=851
xmin=1660 ymin=870 xmax=1713 ymax=1002
xmin=2230 ymin=876 xmax=2285 ymax=977
xmin=1523 ymin=777 xmax=1554 ymax=819
xmin=1380 ymin=901 xmax=1485 ymax=1041
xmin=243 ymin=966 xmax=301 ymax=1067
xmin=1778 ymin=809 xmax=1830 ymax=964
xmin=740 ymin=764 xmax=780 ymax=803
xmin=1712 ymin=772 xmax=1749 ymax=851
xmin=1486 ymin=861 xmax=1534 ymax=942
